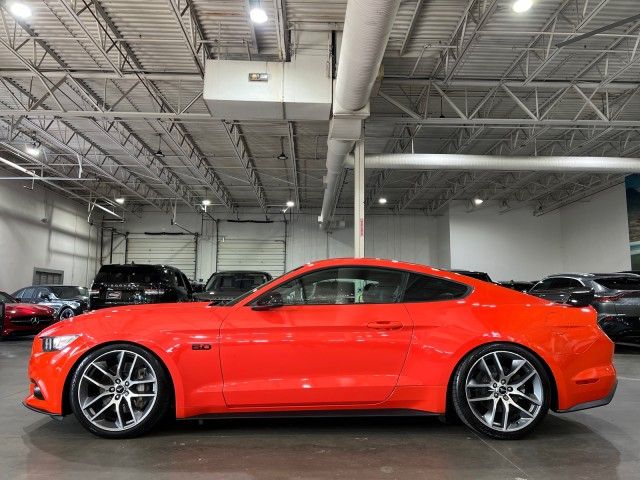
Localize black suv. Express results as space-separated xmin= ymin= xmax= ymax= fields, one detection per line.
xmin=194 ymin=271 xmax=273 ymax=304
xmin=89 ymin=264 xmax=193 ymax=310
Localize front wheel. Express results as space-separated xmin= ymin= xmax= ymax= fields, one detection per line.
xmin=451 ymin=343 xmax=551 ymax=440
xmin=70 ymin=343 xmax=171 ymax=438
xmin=58 ymin=307 xmax=75 ymax=320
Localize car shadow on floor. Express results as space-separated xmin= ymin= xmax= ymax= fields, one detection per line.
xmin=20 ymin=413 xmax=622 ymax=479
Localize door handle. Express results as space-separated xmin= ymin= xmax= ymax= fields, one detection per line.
xmin=367 ymin=321 xmax=403 ymax=330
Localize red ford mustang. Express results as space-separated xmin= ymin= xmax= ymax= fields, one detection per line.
xmin=24 ymin=258 xmax=617 ymax=439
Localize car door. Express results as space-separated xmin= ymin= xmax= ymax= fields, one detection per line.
xmin=219 ymin=266 xmax=413 ymax=407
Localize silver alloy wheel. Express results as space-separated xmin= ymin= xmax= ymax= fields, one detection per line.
xmin=77 ymin=349 xmax=158 ymax=432
xmin=465 ymin=350 xmax=543 ymax=432
xmin=59 ymin=308 xmax=74 ymax=319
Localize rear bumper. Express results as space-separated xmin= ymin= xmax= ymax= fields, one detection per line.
xmin=556 ymin=380 xmax=617 ymax=413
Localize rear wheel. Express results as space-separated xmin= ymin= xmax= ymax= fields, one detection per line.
xmin=70 ymin=343 xmax=171 ymax=438
xmin=452 ymin=343 xmax=551 ymax=440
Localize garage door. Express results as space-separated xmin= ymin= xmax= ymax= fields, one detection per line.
xmin=217 ymin=238 xmax=285 ymax=277
xmin=126 ymin=233 xmax=197 ymax=279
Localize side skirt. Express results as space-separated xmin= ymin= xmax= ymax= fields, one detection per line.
xmin=181 ymin=409 xmax=438 ymax=421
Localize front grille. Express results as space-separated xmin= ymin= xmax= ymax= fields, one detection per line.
xmin=11 ymin=316 xmax=55 ymax=326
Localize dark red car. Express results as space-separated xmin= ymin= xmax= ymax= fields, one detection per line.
xmin=0 ymin=291 xmax=57 ymax=338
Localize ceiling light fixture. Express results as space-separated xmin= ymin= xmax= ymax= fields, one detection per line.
xmin=512 ymin=0 xmax=533 ymax=13
xmin=26 ymin=143 xmax=40 ymax=156
xmin=278 ymin=151 xmax=288 ymax=161
xmin=9 ymin=2 xmax=31 ymax=19
xmin=378 ymin=197 xmax=388 ymax=205
xmin=115 ymin=197 xmax=125 ymax=205
xmin=155 ymin=134 xmax=164 ymax=158
xmin=472 ymin=197 xmax=484 ymax=206
xmin=201 ymin=199 xmax=212 ymax=206
xmin=250 ymin=7 xmax=268 ymax=24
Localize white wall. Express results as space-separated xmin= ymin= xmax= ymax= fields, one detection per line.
xmin=447 ymin=184 xmax=630 ymax=281
xmin=0 ymin=180 xmax=100 ymax=293
xmin=111 ymin=211 xmax=441 ymax=281
xmin=560 ymin=184 xmax=630 ymax=273
xmin=108 ymin=183 xmax=630 ymax=283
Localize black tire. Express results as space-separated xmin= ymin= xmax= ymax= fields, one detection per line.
xmin=451 ymin=343 xmax=551 ymax=440
xmin=58 ymin=307 xmax=75 ymax=320
xmin=69 ymin=343 xmax=171 ymax=438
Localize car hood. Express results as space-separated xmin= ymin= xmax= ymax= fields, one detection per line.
xmin=38 ymin=302 xmax=228 ymax=338
xmin=4 ymin=303 xmax=55 ymax=316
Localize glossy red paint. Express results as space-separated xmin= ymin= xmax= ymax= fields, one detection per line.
xmin=24 ymin=258 xmax=616 ymax=419
xmin=1 ymin=302 xmax=56 ymax=338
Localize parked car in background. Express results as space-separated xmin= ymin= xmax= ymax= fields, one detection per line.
xmin=451 ymin=270 xmax=493 ymax=283
xmin=194 ymin=271 xmax=273 ymax=304
xmin=89 ymin=264 xmax=193 ymax=310
xmin=529 ymin=273 xmax=640 ymax=343
xmin=0 ymin=291 xmax=56 ymax=338
xmin=189 ymin=279 xmax=206 ymax=294
xmin=12 ymin=285 xmax=87 ymax=319
xmin=498 ymin=281 xmax=537 ymax=293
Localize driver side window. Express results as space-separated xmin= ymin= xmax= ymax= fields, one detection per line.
xmin=262 ymin=267 xmax=404 ymax=306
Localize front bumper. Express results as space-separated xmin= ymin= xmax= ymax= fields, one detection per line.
xmin=23 ymin=339 xmax=88 ymax=416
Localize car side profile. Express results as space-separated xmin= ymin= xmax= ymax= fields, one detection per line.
xmin=529 ymin=273 xmax=640 ymax=343
xmin=12 ymin=285 xmax=86 ymax=319
xmin=24 ymin=258 xmax=616 ymax=440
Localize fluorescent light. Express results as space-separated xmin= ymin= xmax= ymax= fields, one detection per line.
xmin=512 ymin=0 xmax=533 ymax=13
xmin=286 ymin=200 xmax=295 ymax=208
xmin=202 ymin=199 xmax=212 ymax=206
xmin=26 ymin=145 xmax=40 ymax=156
xmin=378 ymin=197 xmax=388 ymax=205
xmin=0 ymin=155 xmax=35 ymax=175
xmin=115 ymin=197 xmax=125 ymax=205
xmin=9 ymin=2 xmax=31 ymax=19
xmin=250 ymin=7 xmax=268 ymax=24
xmin=473 ymin=197 xmax=484 ymax=206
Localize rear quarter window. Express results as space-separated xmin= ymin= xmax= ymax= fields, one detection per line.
xmin=403 ymin=273 xmax=470 ymax=302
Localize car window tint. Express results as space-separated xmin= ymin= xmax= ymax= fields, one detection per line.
xmin=595 ymin=276 xmax=640 ymax=290
xmin=266 ymin=267 xmax=404 ymax=305
xmin=403 ymin=273 xmax=469 ymax=302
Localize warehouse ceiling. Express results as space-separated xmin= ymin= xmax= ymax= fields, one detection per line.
xmin=0 ymin=0 xmax=638 ymax=218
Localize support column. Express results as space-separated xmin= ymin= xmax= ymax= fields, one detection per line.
xmin=354 ymin=139 xmax=365 ymax=258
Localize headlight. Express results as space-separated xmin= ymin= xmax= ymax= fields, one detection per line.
xmin=41 ymin=334 xmax=80 ymax=352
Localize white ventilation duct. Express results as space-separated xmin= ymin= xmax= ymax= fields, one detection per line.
xmin=344 ymin=154 xmax=640 ymax=173
xmin=319 ymin=0 xmax=401 ymax=227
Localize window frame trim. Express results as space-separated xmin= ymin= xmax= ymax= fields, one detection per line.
xmin=248 ymin=266 xmax=472 ymax=307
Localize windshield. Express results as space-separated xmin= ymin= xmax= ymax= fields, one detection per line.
xmin=94 ymin=266 xmax=163 ymax=285
xmin=595 ymin=276 xmax=640 ymax=291
xmin=0 ymin=291 xmax=15 ymax=303
xmin=48 ymin=286 xmax=88 ymax=298
xmin=205 ymin=273 xmax=270 ymax=292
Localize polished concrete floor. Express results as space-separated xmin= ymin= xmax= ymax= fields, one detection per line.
xmin=1 ymin=338 xmax=639 ymax=480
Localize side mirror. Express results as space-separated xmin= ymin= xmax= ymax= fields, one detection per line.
xmin=42 ymin=294 xmax=51 ymax=301
xmin=252 ymin=292 xmax=284 ymax=311
xmin=566 ymin=289 xmax=595 ymax=307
